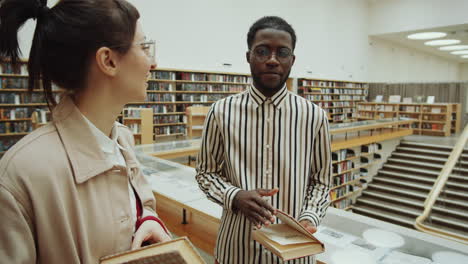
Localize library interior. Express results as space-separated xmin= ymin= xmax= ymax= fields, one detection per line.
xmin=1 ymin=0 xmax=468 ymax=263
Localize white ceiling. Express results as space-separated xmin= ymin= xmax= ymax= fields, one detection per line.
xmin=372 ymin=24 xmax=468 ymax=63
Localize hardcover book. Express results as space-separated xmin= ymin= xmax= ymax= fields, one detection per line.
xmin=252 ymin=210 xmax=325 ymax=261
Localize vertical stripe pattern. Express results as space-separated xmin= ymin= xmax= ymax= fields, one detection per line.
xmin=196 ymin=84 xmax=332 ymax=264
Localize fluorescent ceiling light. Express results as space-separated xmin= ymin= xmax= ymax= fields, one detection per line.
xmin=439 ymin=45 xmax=468 ymax=51
xmin=461 ymin=55 xmax=468 ymax=58
xmin=450 ymin=50 xmax=468 ymax=55
xmin=407 ymin=32 xmax=447 ymax=40
xmin=425 ymin=39 xmax=460 ymax=46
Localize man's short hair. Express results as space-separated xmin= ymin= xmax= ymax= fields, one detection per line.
xmin=247 ymin=16 xmax=297 ymax=51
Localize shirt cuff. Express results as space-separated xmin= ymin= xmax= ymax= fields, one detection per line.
xmin=136 ymin=216 xmax=170 ymax=236
xmin=298 ymin=212 xmax=320 ymax=227
xmin=224 ymin=186 xmax=242 ymax=212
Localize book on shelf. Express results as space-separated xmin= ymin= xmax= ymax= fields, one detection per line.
xmin=402 ymin=97 xmax=412 ymax=103
xmin=388 ymin=95 xmax=401 ymax=103
xmin=251 ymin=210 xmax=324 ymax=261
xmin=99 ymin=237 xmax=205 ymax=264
xmin=431 ymin=107 xmax=441 ymax=114
xmin=426 ymin=96 xmax=435 ymax=104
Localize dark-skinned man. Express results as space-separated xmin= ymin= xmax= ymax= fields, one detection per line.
xmin=196 ymin=16 xmax=332 ymax=264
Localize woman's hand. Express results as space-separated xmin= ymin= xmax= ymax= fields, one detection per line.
xmin=131 ymin=220 xmax=171 ymax=249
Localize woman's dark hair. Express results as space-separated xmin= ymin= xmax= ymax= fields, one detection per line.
xmin=0 ymin=0 xmax=140 ymax=108
xmin=247 ymin=16 xmax=296 ymax=51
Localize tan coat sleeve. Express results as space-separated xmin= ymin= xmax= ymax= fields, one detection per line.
xmin=0 ymin=184 xmax=36 ymax=263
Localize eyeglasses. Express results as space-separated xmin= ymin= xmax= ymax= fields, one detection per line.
xmin=108 ymin=39 xmax=156 ymax=65
xmin=138 ymin=40 xmax=156 ymax=64
xmin=250 ymin=46 xmax=293 ymax=63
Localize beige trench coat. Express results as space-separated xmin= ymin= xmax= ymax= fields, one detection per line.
xmin=0 ymin=96 xmax=160 ymax=263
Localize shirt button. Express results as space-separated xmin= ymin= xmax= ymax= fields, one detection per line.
xmin=266 ymin=145 xmax=270 ymax=149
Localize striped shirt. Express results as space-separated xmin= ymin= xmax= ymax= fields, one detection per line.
xmin=196 ymin=84 xmax=332 ymax=264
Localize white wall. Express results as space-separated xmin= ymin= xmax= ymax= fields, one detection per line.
xmin=369 ymin=0 xmax=468 ymax=35
xmin=459 ymin=63 xmax=468 ymax=81
xmin=128 ymin=0 xmax=370 ymax=81
xmin=16 ymin=0 xmax=369 ymax=81
xmin=15 ymin=0 xmax=464 ymax=83
xmin=368 ymin=37 xmax=460 ymax=82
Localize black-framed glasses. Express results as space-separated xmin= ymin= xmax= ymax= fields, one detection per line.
xmin=251 ymin=46 xmax=293 ymax=63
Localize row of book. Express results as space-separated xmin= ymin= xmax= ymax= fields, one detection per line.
xmin=332 ymin=149 xmax=355 ymax=161
xmin=154 ymin=115 xmax=185 ymax=124
xmin=0 ymin=62 xmax=28 ymax=75
xmin=128 ymin=104 xmax=189 ymax=114
xmin=150 ymin=71 xmax=252 ymax=83
xmin=127 ymin=123 xmax=142 ymax=134
xmin=317 ymin=101 xmax=357 ymax=108
xmin=332 ymin=160 xmax=353 ymax=174
xmin=421 ymin=123 xmax=445 ymax=131
xmin=0 ymin=78 xmax=62 ymax=90
xmin=0 ymin=121 xmax=32 ymax=134
xmin=361 ymin=143 xmax=381 ymax=153
xmin=147 ymin=83 xmax=246 ymax=93
xmin=145 ymin=94 xmax=226 ymax=103
xmin=154 ymin=125 xmax=186 ymax=135
xmin=330 ymin=185 xmax=355 ymax=200
xmin=123 ymin=108 xmax=146 ymax=118
xmin=327 ymin=108 xmax=356 ymax=114
xmin=305 ymin=88 xmax=367 ymax=95
xmin=305 ymin=95 xmax=365 ymax=101
xmin=333 ymin=198 xmax=352 ymax=209
xmin=300 ymin=80 xmax=368 ymax=89
xmin=0 ymin=108 xmax=36 ymax=119
xmin=333 ymin=171 xmax=360 ymax=186
xmin=0 ymin=138 xmax=19 ymax=152
xmin=0 ymin=93 xmax=45 ymax=104
xmin=177 ymin=72 xmax=251 ymax=83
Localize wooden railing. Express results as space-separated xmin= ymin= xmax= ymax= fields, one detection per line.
xmin=415 ymin=124 xmax=468 ymax=244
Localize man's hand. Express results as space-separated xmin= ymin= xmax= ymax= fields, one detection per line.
xmin=232 ymin=188 xmax=279 ymax=229
xmin=131 ymin=220 xmax=171 ymax=249
xmin=299 ymin=220 xmax=317 ymax=234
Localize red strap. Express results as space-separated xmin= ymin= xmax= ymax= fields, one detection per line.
xmin=134 ymin=189 xmax=169 ymax=235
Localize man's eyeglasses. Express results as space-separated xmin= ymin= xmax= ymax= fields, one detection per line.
xmin=250 ymin=46 xmax=293 ymax=63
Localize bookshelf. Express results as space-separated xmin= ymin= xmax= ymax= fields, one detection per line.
xmin=122 ymin=108 xmax=154 ymax=145
xmin=357 ymin=102 xmax=460 ymax=136
xmin=330 ymin=143 xmax=382 ymax=210
xmin=128 ymin=68 xmax=293 ymax=142
xmin=297 ymin=78 xmax=368 ymax=123
xmin=0 ymin=59 xmax=55 ymax=156
xmin=186 ymin=106 xmax=210 ymax=139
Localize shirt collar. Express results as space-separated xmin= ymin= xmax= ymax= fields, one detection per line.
xmin=80 ymin=112 xmax=123 ymax=154
xmin=248 ymin=83 xmax=289 ymax=109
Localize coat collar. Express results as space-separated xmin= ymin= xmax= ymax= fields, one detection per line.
xmin=248 ymin=83 xmax=289 ymax=109
xmin=52 ymin=96 xmax=138 ymax=184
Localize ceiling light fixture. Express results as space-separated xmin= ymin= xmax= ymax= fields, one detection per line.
xmin=425 ymin=39 xmax=461 ymax=46
xmin=439 ymin=45 xmax=468 ymax=51
xmin=407 ymin=32 xmax=447 ymax=40
xmin=451 ymin=50 xmax=468 ymax=55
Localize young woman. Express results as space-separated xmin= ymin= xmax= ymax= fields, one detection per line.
xmin=0 ymin=0 xmax=171 ymax=262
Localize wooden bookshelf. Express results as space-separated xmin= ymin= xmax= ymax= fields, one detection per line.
xmin=186 ymin=106 xmax=210 ymax=139
xmin=357 ymin=102 xmax=460 ymax=136
xmin=297 ymin=78 xmax=368 ymax=123
xmin=330 ymin=143 xmax=382 ymax=210
xmin=122 ymin=108 xmax=154 ymax=145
